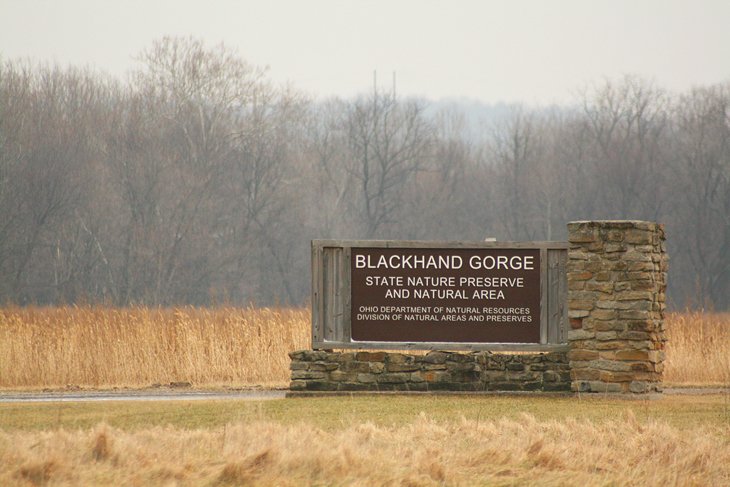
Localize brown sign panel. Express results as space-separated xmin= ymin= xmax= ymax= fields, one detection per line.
xmin=351 ymin=247 xmax=541 ymax=343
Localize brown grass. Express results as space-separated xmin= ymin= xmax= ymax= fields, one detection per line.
xmin=0 ymin=306 xmax=728 ymax=389
xmin=0 ymin=306 xmax=309 ymax=389
xmin=0 ymin=414 xmax=728 ymax=486
xmin=664 ymin=312 xmax=730 ymax=386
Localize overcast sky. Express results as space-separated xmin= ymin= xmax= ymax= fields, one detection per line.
xmin=1 ymin=0 xmax=729 ymax=104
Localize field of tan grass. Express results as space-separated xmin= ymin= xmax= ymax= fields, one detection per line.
xmin=0 ymin=306 xmax=728 ymax=389
xmin=0 ymin=306 xmax=309 ymax=389
xmin=664 ymin=311 xmax=730 ymax=386
xmin=1 ymin=412 xmax=728 ymax=486
xmin=1 ymin=307 xmax=729 ymax=486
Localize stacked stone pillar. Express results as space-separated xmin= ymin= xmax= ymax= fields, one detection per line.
xmin=567 ymin=221 xmax=667 ymax=393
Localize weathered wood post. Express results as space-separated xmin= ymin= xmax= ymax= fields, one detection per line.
xmin=567 ymin=221 xmax=668 ymax=393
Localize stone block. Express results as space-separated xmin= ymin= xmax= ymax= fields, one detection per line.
xmin=569 ymin=280 xmax=586 ymax=291
xmin=570 ymin=368 xmax=600 ymax=381
xmin=407 ymin=381 xmax=430 ymax=391
xmin=423 ymin=371 xmax=451 ymax=383
xmin=624 ymin=320 xmax=655 ymax=331
xmin=619 ymin=310 xmax=652 ymax=320
xmin=420 ymin=351 xmax=448 ymax=364
xmin=629 ymin=362 xmax=651 ymax=373
xmin=586 ymin=282 xmax=614 ymax=293
xmin=329 ymin=370 xmax=350 ymax=382
xmin=626 ymin=271 xmax=653 ymax=280
xmin=648 ymin=350 xmax=665 ymax=363
xmin=310 ymin=362 xmax=338 ymax=372
xmin=291 ymin=370 xmax=326 ymax=380
xmin=615 ymin=291 xmax=655 ymax=302
xmin=631 ymin=280 xmax=657 ymax=291
xmin=617 ymin=331 xmax=651 ymax=340
xmin=568 ymin=329 xmax=595 ymax=340
xmin=625 ymin=229 xmax=654 ymax=244
xmin=446 ymin=362 xmax=476 ymax=372
xmin=356 ymin=351 xmax=387 ymax=362
xmin=543 ymin=382 xmax=571 ymax=391
xmin=572 ymin=381 xmax=591 ymax=392
xmin=288 ymin=350 xmax=307 ymax=360
xmin=568 ymin=271 xmax=593 ymax=281
xmin=410 ymin=372 xmax=425 ymax=383
xmin=522 ymin=381 xmax=544 ymax=391
xmin=597 ymin=300 xmax=652 ymax=311
xmin=599 ymin=371 xmax=635 ymax=382
xmin=344 ymin=362 xmax=370 ymax=373
xmin=626 ymin=340 xmax=653 ymax=350
xmin=605 ymin=229 xmax=626 ymax=242
xmin=506 ymin=371 xmax=541 ymax=382
xmin=628 ymin=261 xmax=654 ymax=272
xmin=568 ymin=299 xmax=595 ymax=311
xmin=302 ymin=350 xmax=329 ymax=361
xmin=570 ymin=251 xmax=593 ymax=260
xmin=369 ymin=362 xmax=385 ymax=374
xmin=451 ymin=370 xmax=480 ymax=382
xmin=377 ymin=373 xmax=409 ymax=384
xmin=614 ymin=282 xmax=631 ymax=291
xmin=569 ymin=310 xmax=590 ymax=319
xmin=329 ymin=352 xmax=356 ymax=363
xmin=604 ymin=243 xmax=627 ymax=253
xmin=588 ymin=381 xmax=625 ymax=393
xmin=482 ymin=370 xmax=506 ymax=382
xmin=568 ymin=349 xmax=599 ymax=361
xmin=594 ymin=271 xmax=613 ymax=281
xmin=593 ymin=321 xmax=624 ymax=332
xmin=568 ymin=223 xmax=598 ymax=242
xmin=543 ymin=370 xmax=561 ymax=382
xmin=595 ymin=331 xmax=618 ymax=341
xmin=448 ymin=352 xmax=473 ymax=363
xmin=305 ymin=381 xmax=338 ymax=391
xmin=386 ymin=353 xmax=412 ymax=364
xmin=589 ymin=359 xmax=632 ymax=372
xmin=386 ymin=363 xmax=420 ymax=373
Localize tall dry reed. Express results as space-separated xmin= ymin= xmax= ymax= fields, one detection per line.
xmin=664 ymin=312 xmax=730 ymax=385
xmin=1 ymin=414 xmax=728 ymax=486
xmin=0 ymin=307 xmax=728 ymax=389
xmin=0 ymin=306 xmax=309 ymax=389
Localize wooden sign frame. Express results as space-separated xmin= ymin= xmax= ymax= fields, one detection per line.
xmin=311 ymin=240 xmax=569 ymax=352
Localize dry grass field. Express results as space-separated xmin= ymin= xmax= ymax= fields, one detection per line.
xmin=1 ymin=307 xmax=729 ymax=485
xmin=2 ymin=412 xmax=729 ymax=486
xmin=0 ymin=306 xmax=309 ymax=390
xmin=663 ymin=311 xmax=730 ymax=386
xmin=0 ymin=306 xmax=728 ymax=389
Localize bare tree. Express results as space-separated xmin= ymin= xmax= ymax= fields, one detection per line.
xmin=399 ymin=106 xmax=487 ymax=240
xmin=345 ymin=88 xmax=432 ymax=237
xmin=670 ymin=84 xmax=730 ymax=307
xmin=580 ymin=76 xmax=670 ymax=219
xmin=488 ymin=106 xmax=550 ymax=240
xmin=0 ymin=62 xmax=103 ymax=302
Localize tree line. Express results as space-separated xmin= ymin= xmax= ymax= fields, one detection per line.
xmin=1 ymin=37 xmax=729 ymax=309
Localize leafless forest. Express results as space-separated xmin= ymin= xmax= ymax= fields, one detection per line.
xmin=1 ymin=37 xmax=729 ymax=309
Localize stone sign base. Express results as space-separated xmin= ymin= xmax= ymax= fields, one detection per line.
xmin=289 ymin=350 xmax=570 ymax=392
xmin=567 ymin=220 xmax=667 ymax=394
